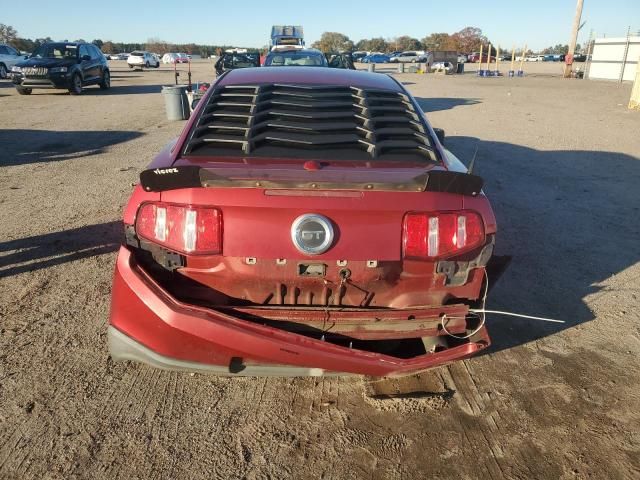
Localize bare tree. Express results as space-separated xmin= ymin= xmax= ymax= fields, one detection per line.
xmin=394 ymin=36 xmax=422 ymax=51
xmin=451 ymin=27 xmax=489 ymax=54
xmin=311 ymin=32 xmax=354 ymax=53
xmin=422 ymin=33 xmax=456 ymax=51
xmin=355 ymin=37 xmax=389 ymax=53
xmin=145 ymin=37 xmax=171 ymax=54
xmin=101 ymin=41 xmax=116 ymax=54
xmin=0 ymin=24 xmax=18 ymax=44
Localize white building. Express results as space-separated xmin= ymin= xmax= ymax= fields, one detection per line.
xmin=588 ymin=36 xmax=639 ymax=82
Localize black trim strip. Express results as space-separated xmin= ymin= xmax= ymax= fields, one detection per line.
xmin=139 ymin=165 xmax=483 ymax=196
xmin=424 ymin=171 xmax=483 ymax=197
xmin=140 ymin=166 xmax=201 ymax=192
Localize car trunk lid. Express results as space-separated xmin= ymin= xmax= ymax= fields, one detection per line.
xmin=158 ymin=160 xmax=462 ymax=262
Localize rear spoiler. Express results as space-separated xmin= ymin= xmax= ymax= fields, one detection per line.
xmin=139 ymin=166 xmax=483 ymax=196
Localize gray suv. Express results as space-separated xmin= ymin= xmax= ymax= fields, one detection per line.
xmin=0 ymin=44 xmax=27 ymax=79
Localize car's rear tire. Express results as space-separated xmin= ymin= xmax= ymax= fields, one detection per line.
xmin=145 ymin=61 xmax=150 ymax=68
xmin=154 ymin=62 xmax=159 ymax=68
xmin=128 ymin=64 xmax=133 ymax=69
xmin=68 ymin=73 xmax=82 ymax=95
xmin=0 ymin=63 xmax=7 ymax=79
xmin=16 ymin=86 xmax=32 ymax=95
xmin=99 ymin=69 xmax=110 ymax=90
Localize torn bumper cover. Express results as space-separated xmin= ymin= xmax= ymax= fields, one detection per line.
xmin=109 ymin=247 xmax=490 ymax=377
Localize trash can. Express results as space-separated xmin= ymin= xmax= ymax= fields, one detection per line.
xmin=162 ymin=85 xmax=190 ymax=121
xmin=456 ymin=62 xmax=465 ymax=74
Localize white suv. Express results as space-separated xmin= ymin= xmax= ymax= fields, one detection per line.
xmin=389 ymin=51 xmax=426 ymax=63
xmin=127 ymin=51 xmax=160 ymax=69
xmin=0 ymin=44 xmax=26 ymax=79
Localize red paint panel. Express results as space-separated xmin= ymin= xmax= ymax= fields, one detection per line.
xmin=159 ymin=187 xmax=465 ymax=261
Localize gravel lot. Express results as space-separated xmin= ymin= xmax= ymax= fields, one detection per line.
xmin=1 ymin=59 xmax=639 ymax=479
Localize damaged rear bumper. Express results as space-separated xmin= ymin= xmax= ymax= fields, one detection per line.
xmin=109 ymin=246 xmax=490 ymax=377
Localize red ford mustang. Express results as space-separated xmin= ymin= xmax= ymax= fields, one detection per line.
xmin=109 ymin=67 xmax=501 ymax=377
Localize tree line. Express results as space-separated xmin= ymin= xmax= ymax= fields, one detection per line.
xmin=541 ymin=43 xmax=583 ymax=55
xmin=1 ymin=22 xmax=585 ymax=58
xmin=311 ymin=27 xmax=491 ymax=54
xmin=310 ymin=29 xmax=589 ymax=56
xmin=1 ymin=22 xmax=492 ymax=56
xmin=0 ymin=24 xmax=239 ymax=57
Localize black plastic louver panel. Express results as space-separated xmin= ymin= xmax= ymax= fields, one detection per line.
xmin=183 ymin=84 xmax=436 ymax=162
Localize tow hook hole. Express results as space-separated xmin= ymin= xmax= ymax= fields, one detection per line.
xmin=407 ymin=315 xmax=415 ymax=321
xmin=339 ymin=268 xmax=351 ymax=280
xmin=298 ymin=263 xmax=326 ymax=277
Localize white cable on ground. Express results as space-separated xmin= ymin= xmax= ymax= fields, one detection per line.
xmin=440 ymin=271 xmax=566 ymax=340
xmin=468 ymin=309 xmax=566 ymax=324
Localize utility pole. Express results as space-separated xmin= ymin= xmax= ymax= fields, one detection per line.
xmin=564 ymin=0 xmax=585 ymax=78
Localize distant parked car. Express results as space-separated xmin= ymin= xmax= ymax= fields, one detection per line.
xmin=361 ymin=53 xmax=391 ymax=64
xmin=389 ymin=51 xmax=425 ymax=63
xmin=326 ymin=52 xmax=356 ymax=70
xmin=162 ymin=52 xmax=189 ymax=64
xmin=467 ymin=52 xmax=496 ymax=63
xmin=127 ymin=51 xmax=160 ymax=69
xmin=10 ymin=42 xmax=110 ymax=95
xmin=0 ymin=44 xmax=28 ymax=79
xmin=264 ymin=47 xmax=327 ymax=66
xmin=351 ymin=51 xmax=369 ymax=62
xmin=457 ymin=54 xmax=468 ymax=63
xmin=214 ymin=51 xmax=260 ymax=76
xmin=573 ymin=54 xmax=587 ymax=62
xmin=109 ymin=53 xmax=127 ymax=60
xmin=162 ymin=53 xmax=178 ymax=64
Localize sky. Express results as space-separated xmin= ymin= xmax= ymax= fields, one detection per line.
xmin=2 ymin=0 xmax=638 ymax=51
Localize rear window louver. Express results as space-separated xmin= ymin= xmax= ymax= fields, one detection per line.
xmin=183 ymin=84 xmax=436 ymax=162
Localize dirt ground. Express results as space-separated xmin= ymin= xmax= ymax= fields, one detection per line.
xmin=1 ymin=59 xmax=639 ymax=479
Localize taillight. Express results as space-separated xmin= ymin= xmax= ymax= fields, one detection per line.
xmin=403 ymin=211 xmax=484 ymax=259
xmin=135 ymin=202 xmax=222 ymax=255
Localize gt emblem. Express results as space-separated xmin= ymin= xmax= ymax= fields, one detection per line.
xmin=291 ymin=214 xmax=334 ymax=255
